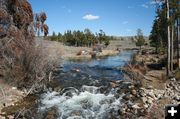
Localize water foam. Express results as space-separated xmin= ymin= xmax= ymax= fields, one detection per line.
xmin=39 ymin=86 xmax=123 ymax=119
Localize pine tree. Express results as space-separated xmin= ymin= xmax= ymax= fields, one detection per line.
xmin=136 ymin=29 xmax=145 ymax=51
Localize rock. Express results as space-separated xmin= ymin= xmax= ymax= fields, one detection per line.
xmin=128 ymin=85 xmax=135 ymax=89
xmin=120 ymin=82 xmax=132 ymax=89
xmin=139 ymin=91 xmax=146 ymax=97
xmin=71 ymin=111 xmax=81 ymax=116
xmin=174 ymin=95 xmax=180 ymax=101
xmin=136 ymin=94 xmax=141 ymax=98
xmin=169 ymin=82 xmax=175 ymax=87
xmin=110 ymin=82 xmax=119 ymax=88
xmin=119 ymin=108 xmax=126 ymax=114
xmin=147 ymin=97 xmax=154 ymax=104
xmin=166 ymin=83 xmax=170 ymax=88
xmin=155 ymin=94 xmax=163 ymax=99
xmin=140 ymin=87 xmax=145 ymax=90
xmin=144 ymin=104 xmax=149 ymax=108
xmin=12 ymin=87 xmax=17 ymax=90
xmin=170 ymin=78 xmax=176 ymax=81
xmin=45 ymin=114 xmax=54 ymax=119
xmin=123 ymin=93 xmax=133 ymax=100
xmin=141 ymin=97 xmax=147 ymax=103
xmin=174 ymin=85 xmax=179 ymax=91
xmin=45 ymin=107 xmax=59 ymax=119
xmin=132 ymin=104 xmax=141 ymax=109
xmin=0 ymin=116 xmax=5 ymax=119
xmin=169 ymin=91 xmax=174 ymax=97
xmin=127 ymin=108 xmax=131 ymax=112
xmin=127 ymin=101 xmax=134 ymax=108
xmin=147 ymin=85 xmax=153 ymax=89
xmin=75 ymin=69 xmax=80 ymax=72
xmin=147 ymin=92 xmax=156 ymax=99
xmin=131 ymin=90 xmax=137 ymax=96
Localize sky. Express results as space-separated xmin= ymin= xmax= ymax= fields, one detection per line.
xmin=29 ymin=0 xmax=157 ymax=36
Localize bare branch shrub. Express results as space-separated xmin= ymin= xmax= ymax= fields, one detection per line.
xmin=122 ymin=63 xmax=145 ymax=86
xmin=0 ymin=0 xmax=61 ymax=94
xmin=1 ymin=36 xmax=61 ymax=92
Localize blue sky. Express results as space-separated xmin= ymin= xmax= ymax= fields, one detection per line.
xmin=29 ymin=0 xmax=157 ymax=36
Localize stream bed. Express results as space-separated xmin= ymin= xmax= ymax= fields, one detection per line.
xmin=38 ymin=50 xmax=136 ymax=119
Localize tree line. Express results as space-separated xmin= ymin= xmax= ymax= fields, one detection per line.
xmin=149 ymin=0 xmax=179 ymax=75
xmin=49 ymin=29 xmax=114 ymax=47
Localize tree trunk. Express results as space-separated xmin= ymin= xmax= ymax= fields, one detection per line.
xmin=166 ymin=0 xmax=171 ymax=76
xmin=156 ymin=46 xmax=158 ymax=54
xmin=170 ymin=25 xmax=174 ymax=71
xmin=75 ymin=41 xmax=77 ymax=47
xmin=178 ymin=18 xmax=180 ymax=68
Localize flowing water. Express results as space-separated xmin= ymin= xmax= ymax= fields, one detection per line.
xmin=38 ymin=51 xmax=135 ymax=119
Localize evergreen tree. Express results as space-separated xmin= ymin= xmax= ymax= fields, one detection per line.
xmin=135 ymin=29 xmax=145 ymax=50
xmin=150 ymin=0 xmax=180 ymax=75
xmin=51 ymin=31 xmax=57 ymax=41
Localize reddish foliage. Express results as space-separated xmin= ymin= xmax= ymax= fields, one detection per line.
xmin=0 ymin=0 xmax=34 ymax=38
xmin=0 ymin=8 xmax=8 ymax=20
xmin=13 ymin=0 xmax=33 ymax=24
xmin=34 ymin=12 xmax=49 ymax=36
xmin=40 ymin=12 xmax=47 ymax=24
xmin=43 ymin=24 xmax=49 ymax=36
xmin=0 ymin=0 xmax=35 ymax=74
xmin=0 ymin=0 xmax=52 ymax=88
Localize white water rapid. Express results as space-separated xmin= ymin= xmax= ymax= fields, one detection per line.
xmin=39 ymin=85 xmax=124 ymax=119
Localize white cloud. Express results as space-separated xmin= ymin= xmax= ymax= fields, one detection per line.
xmin=122 ymin=21 xmax=128 ymax=25
xmin=141 ymin=4 xmax=149 ymax=8
xmin=82 ymin=14 xmax=100 ymax=20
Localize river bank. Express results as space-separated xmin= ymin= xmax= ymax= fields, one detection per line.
xmin=35 ymin=39 xmax=137 ymax=61
xmin=118 ymin=50 xmax=180 ymax=119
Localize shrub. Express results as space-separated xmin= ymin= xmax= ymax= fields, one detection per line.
xmin=1 ymin=35 xmax=61 ymax=92
xmin=0 ymin=0 xmax=59 ymax=94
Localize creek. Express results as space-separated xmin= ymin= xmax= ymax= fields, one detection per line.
xmin=38 ymin=50 xmax=136 ymax=119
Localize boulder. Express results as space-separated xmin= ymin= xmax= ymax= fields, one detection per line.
xmin=147 ymin=97 xmax=154 ymax=104
xmin=141 ymin=97 xmax=147 ymax=103
xmin=131 ymin=89 xmax=137 ymax=96
xmin=147 ymin=92 xmax=156 ymax=99
xmin=132 ymin=104 xmax=141 ymax=109
xmin=123 ymin=93 xmax=133 ymax=100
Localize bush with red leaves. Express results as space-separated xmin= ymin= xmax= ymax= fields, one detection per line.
xmin=0 ymin=0 xmax=54 ymax=91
